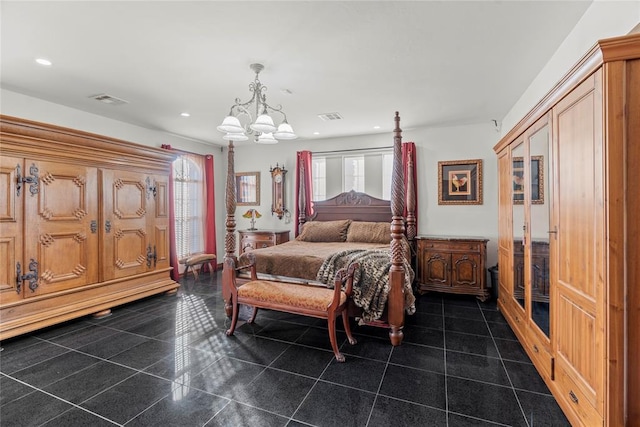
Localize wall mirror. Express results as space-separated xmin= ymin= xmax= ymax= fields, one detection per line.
xmin=235 ymin=172 xmax=260 ymax=206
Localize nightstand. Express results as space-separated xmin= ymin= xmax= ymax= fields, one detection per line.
xmin=416 ymin=236 xmax=489 ymax=301
xmin=238 ymin=229 xmax=290 ymax=255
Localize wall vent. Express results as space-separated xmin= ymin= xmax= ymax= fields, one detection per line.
xmin=89 ymin=93 xmax=129 ymax=106
xmin=318 ymin=112 xmax=343 ymax=121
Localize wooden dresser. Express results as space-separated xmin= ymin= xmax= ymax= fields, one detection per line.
xmin=415 ymin=236 xmax=489 ymax=301
xmin=238 ymin=229 xmax=290 ymax=255
xmin=0 ymin=116 xmax=179 ymax=340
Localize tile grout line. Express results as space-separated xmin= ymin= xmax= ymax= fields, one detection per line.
xmin=363 ymin=339 xmax=395 ymax=427
xmin=478 ymin=299 xmax=531 ymax=427
xmin=442 ymin=300 xmax=450 ymax=427
xmin=286 ymin=342 xmax=338 ymax=425
xmin=3 ymin=372 xmax=126 ymax=427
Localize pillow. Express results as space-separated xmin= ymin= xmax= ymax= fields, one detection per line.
xmin=346 ymin=221 xmax=391 ymax=244
xmin=296 ymin=219 xmax=351 ymax=242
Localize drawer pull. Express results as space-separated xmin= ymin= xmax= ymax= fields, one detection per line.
xmin=533 ymin=345 xmax=539 ymax=353
xmin=569 ymin=391 xmax=579 ymax=404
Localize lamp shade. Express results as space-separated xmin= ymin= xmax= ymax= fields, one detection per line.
xmin=222 ymin=132 xmax=248 ymax=141
xmin=256 ymin=132 xmax=278 ymax=144
xmin=274 ymin=122 xmax=297 ymax=140
xmin=217 ymin=116 xmax=244 ymax=133
xmin=250 ymin=114 xmax=277 ymax=133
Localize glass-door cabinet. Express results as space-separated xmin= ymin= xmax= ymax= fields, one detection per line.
xmin=498 ymin=112 xmax=554 ymax=370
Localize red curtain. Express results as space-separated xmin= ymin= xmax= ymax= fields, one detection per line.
xmin=402 ymin=142 xmax=418 ymax=233
xmin=204 ymin=155 xmax=217 ymax=271
xmin=295 ymin=151 xmax=313 ymax=236
xmin=161 ymin=144 xmax=180 ymax=281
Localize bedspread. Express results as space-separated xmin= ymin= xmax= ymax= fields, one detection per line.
xmin=239 ymin=240 xmax=388 ymax=281
xmin=316 ymin=248 xmax=416 ymax=322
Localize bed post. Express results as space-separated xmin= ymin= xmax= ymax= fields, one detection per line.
xmin=388 ymin=111 xmax=406 ymax=346
xmin=405 ymin=158 xmax=416 ymax=242
xmin=297 ymin=160 xmax=307 ymax=234
xmin=223 ymin=141 xmax=237 ymax=316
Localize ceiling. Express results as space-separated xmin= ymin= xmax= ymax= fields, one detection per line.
xmin=1 ymin=1 xmax=593 ymax=147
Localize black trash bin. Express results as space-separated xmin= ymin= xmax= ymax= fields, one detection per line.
xmin=488 ymin=265 xmax=499 ymax=300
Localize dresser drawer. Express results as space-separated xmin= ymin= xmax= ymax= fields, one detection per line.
xmin=243 ymin=234 xmax=275 ymax=244
xmin=525 ymin=332 xmax=552 ymax=380
xmin=554 ymin=363 xmax=602 ymax=425
xmin=420 ymin=240 xmax=481 ymax=253
xmin=238 ymin=230 xmax=290 ymax=255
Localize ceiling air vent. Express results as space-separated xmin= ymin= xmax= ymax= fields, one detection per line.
xmin=89 ymin=93 xmax=129 ymax=106
xmin=318 ymin=112 xmax=343 ymax=121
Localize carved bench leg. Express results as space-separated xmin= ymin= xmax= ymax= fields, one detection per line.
xmin=342 ymin=312 xmax=357 ymax=345
xmin=248 ymin=307 xmax=258 ymax=324
xmin=226 ymin=296 xmax=239 ymax=336
xmin=327 ymin=315 xmax=345 ymax=362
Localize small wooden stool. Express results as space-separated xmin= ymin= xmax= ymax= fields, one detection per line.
xmin=179 ymin=253 xmax=216 ymax=280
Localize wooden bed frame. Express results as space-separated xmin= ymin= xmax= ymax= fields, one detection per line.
xmin=222 ymin=112 xmax=416 ymax=346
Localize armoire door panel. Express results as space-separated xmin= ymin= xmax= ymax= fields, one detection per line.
xmin=154 ymin=179 xmax=168 ymax=218
xmin=113 ymin=228 xmax=147 ymax=269
xmin=111 ymin=178 xmax=147 ymax=219
xmin=154 ymin=225 xmax=169 ymax=268
xmin=555 ymin=292 xmax=597 ymax=396
xmin=102 ymin=170 xmax=149 ymax=279
xmin=24 ymin=160 xmax=99 ymax=295
xmin=552 ymin=70 xmax=604 ymax=415
xmin=29 ymin=231 xmax=91 ymax=296
xmin=149 ymin=174 xmax=169 ymax=270
xmin=0 ymin=156 xmax=23 ymax=304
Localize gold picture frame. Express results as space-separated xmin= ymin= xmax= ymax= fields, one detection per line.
xmin=513 ymin=156 xmax=544 ymax=204
xmin=438 ymin=159 xmax=483 ymax=205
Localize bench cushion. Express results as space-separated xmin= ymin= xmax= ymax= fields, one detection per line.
xmin=181 ymin=253 xmax=216 ymax=266
xmin=238 ymin=280 xmax=346 ymax=311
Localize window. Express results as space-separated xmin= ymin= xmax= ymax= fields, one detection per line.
xmin=173 ymin=154 xmax=206 ymax=260
xmin=343 ymin=156 xmax=365 ymax=193
xmin=312 ymin=148 xmax=393 ymax=201
xmin=312 ymin=157 xmax=326 ymax=201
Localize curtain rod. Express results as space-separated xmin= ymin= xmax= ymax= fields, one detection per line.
xmin=312 ymin=146 xmax=393 ymax=155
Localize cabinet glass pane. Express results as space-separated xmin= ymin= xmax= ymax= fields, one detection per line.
xmin=529 ymin=124 xmax=550 ymax=337
xmin=511 ymin=142 xmax=526 ymax=309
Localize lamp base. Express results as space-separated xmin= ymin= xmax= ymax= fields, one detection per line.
xmin=248 ymin=227 xmax=257 ymax=231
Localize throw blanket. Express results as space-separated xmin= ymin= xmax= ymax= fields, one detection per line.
xmin=316 ymin=248 xmax=416 ymax=322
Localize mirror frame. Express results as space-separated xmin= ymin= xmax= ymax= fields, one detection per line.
xmin=235 ymin=172 xmax=260 ymax=206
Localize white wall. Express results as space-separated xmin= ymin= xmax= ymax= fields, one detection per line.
xmin=230 ymin=120 xmax=501 ymax=268
xmin=501 ymin=0 xmax=640 ymax=134
xmin=1 ymin=89 xmax=228 ymax=259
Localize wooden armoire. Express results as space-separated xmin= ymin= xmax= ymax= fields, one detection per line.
xmin=0 ymin=116 xmax=179 ymax=340
xmin=494 ymin=33 xmax=639 ymax=426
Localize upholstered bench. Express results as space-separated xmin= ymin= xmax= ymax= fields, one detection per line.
xmin=179 ymin=253 xmax=216 ymax=280
xmin=225 ymin=254 xmax=358 ymax=362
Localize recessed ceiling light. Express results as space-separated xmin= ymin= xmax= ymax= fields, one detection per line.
xmin=313 ymin=132 xmax=320 ymax=135
xmin=35 ymin=58 xmax=52 ymax=66
xmin=180 ymin=112 xmax=190 ymax=117
xmin=373 ymin=126 xmax=380 ymax=129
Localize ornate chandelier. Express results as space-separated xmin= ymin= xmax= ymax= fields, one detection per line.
xmin=217 ymin=63 xmax=297 ymax=144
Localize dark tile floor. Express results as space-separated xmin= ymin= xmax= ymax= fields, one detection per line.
xmin=0 ymin=272 xmax=570 ymax=426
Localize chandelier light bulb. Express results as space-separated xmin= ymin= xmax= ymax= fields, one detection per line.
xmin=256 ymin=132 xmax=278 ymax=144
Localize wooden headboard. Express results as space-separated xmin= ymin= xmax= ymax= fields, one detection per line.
xmin=307 ymin=190 xmax=392 ymax=224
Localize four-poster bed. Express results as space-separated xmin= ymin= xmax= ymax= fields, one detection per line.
xmin=222 ymin=112 xmax=417 ymax=346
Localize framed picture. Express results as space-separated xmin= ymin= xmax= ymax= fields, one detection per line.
xmin=438 ymin=159 xmax=483 ymax=205
xmin=235 ymin=171 xmax=260 ymax=206
xmin=513 ymin=156 xmax=544 ymax=204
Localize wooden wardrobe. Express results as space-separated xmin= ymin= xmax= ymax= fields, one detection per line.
xmin=494 ymin=33 xmax=639 ymax=426
xmin=0 ymin=116 xmax=179 ymax=340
